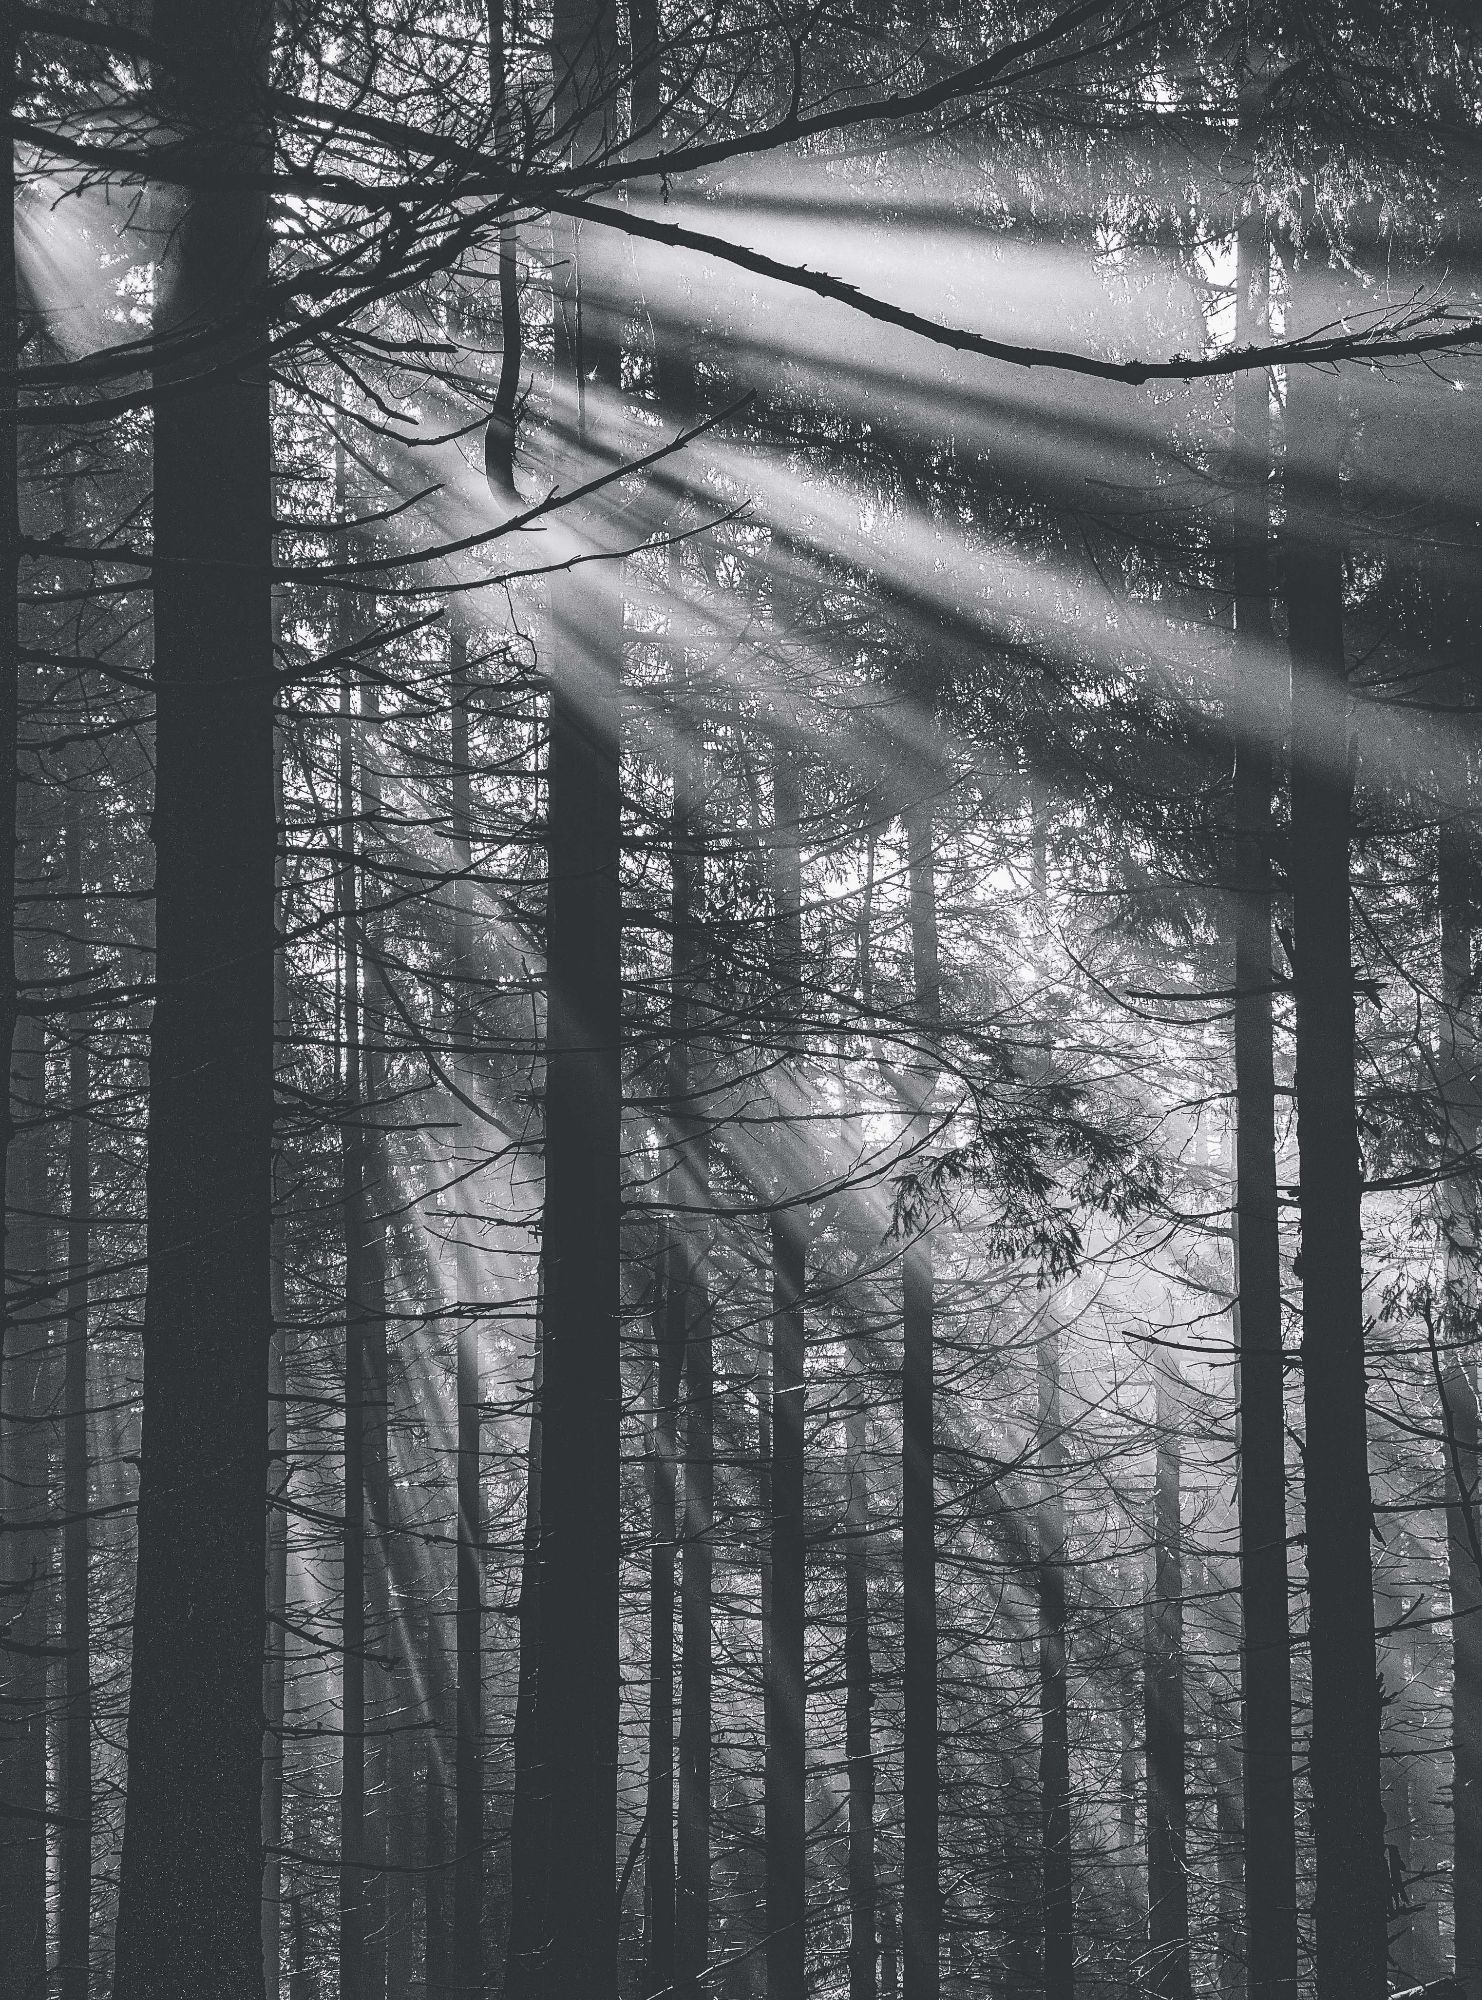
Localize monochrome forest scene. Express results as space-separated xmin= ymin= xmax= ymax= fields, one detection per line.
xmin=6 ymin=5 xmax=1482 ymax=2000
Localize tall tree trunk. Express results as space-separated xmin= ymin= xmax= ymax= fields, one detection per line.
xmin=1038 ymin=1323 xmax=1072 ymax=2000
xmin=60 ymin=774 xmax=92 ymax=2000
xmin=845 ymin=1310 xmax=876 ymax=2000
xmin=1285 ymin=335 xmax=1388 ymax=2000
xmin=1 ymin=1011 xmax=49 ymax=2000
xmin=1438 ymin=684 xmax=1482 ymax=1999
xmin=902 ymin=802 xmax=940 ymax=2000
xmin=112 ymin=2 xmax=275 ymax=1992
xmin=340 ymin=645 xmax=371 ymax=2000
xmin=502 ymin=1324 xmax=542 ymax=1992
xmin=424 ymin=1607 xmax=452 ymax=2000
xmin=1447 ymin=1367 xmax=1482 ymax=1997
xmin=646 ymin=1261 xmax=681 ymax=1996
xmin=449 ymin=625 xmax=485 ymax=2000
xmin=361 ymin=685 xmax=390 ymax=2000
xmin=766 ymin=743 xmax=807 ymax=2000
xmin=484 ymin=0 xmax=521 ymax=497
xmin=506 ymin=0 xmax=625 ymax=1985
xmin=1213 ymin=1689 xmax=1243 ymax=2000
xmin=1145 ymin=1363 xmax=1190 ymax=2000
xmin=264 ymin=730 xmax=292 ymax=2000
xmin=0 ymin=0 xmax=20 ymax=1296
xmin=1229 ymin=191 xmax=1298 ymax=2000
xmin=673 ymin=689 xmax=712 ymax=2000
xmin=0 ymin=13 xmax=22 ymax=1953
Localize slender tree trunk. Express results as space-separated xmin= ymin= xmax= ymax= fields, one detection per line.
xmin=340 ymin=648 xmax=371 ymax=2000
xmin=1 ymin=1011 xmax=49 ymax=2000
xmin=60 ymin=775 xmax=93 ymax=2000
xmin=112 ymin=3 xmax=275 ymax=1992
xmin=767 ymin=743 xmax=807 ymax=2000
xmin=1447 ymin=1366 xmax=1482 ymax=1997
xmin=506 ymin=0 xmax=625 ymax=1985
xmin=0 ymin=0 xmax=20 ymax=1282
xmin=502 ymin=1325 xmax=543 ymax=1992
xmin=1438 ymin=687 xmax=1482 ymax=1999
xmin=484 ymin=0 xmax=521 ymax=497
xmin=1038 ymin=1323 xmax=1072 ymax=2000
xmin=264 ymin=1211 xmax=289 ymax=2000
xmin=675 ymin=703 xmax=712 ymax=2000
xmin=0 ymin=22 xmax=21 ymax=1960
xmin=264 ymin=729 xmax=293 ymax=2000
xmin=1285 ymin=334 xmax=1388 ymax=2000
xmin=647 ymin=1261 xmax=681 ymax=1996
xmin=425 ymin=1608 xmax=452 ymax=2000
xmin=902 ymin=803 xmax=940 ymax=2000
xmin=449 ymin=626 xmax=485 ymax=2000
xmin=1144 ymin=1364 xmax=1190 ymax=2000
xmin=845 ymin=1313 xmax=876 ymax=2000
xmin=1229 ymin=196 xmax=1299 ymax=2000
xmin=361 ymin=686 xmax=390 ymax=2000
xmin=1213 ymin=1689 xmax=1243 ymax=2000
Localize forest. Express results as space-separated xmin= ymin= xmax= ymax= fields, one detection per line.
xmin=5 ymin=1 xmax=1482 ymax=1999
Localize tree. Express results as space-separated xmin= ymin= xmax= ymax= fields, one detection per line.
xmin=111 ymin=1 xmax=277 ymax=1993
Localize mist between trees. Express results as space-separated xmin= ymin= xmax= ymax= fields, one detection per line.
xmin=5 ymin=5 xmax=1482 ymax=2000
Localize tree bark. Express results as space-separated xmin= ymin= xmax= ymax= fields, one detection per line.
xmin=449 ymin=625 xmax=485 ymax=2000
xmin=1229 ymin=197 xmax=1298 ymax=2000
xmin=424 ymin=1608 xmax=452 ymax=2000
xmin=1145 ymin=1363 xmax=1190 ymax=2000
xmin=675 ymin=714 xmax=712 ymax=2000
xmin=766 ymin=743 xmax=807 ymax=2000
xmin=504 ymin=0 xmax=625 ymax=1985
xmin=60 ymin=772 xmax=93 ymax=2000
xmin=646 ymin=1262 xmax=681 ymax=1995
xmin=1038 ymin=1322 xmax=1072 ymax=2000
xmin=845 ymin=1311 xmax=876 ymax=2000
xmin=1447 ymin=1366 xmax=1482 ymax=1997
xmin=263 ymin=726 xmax=292 ymax=2000
xmin=1437 ymin=665 xmax=1482 ymax=2000
xmin=902 ymin=802 xmax=940 ymax=2000
xmin=1 ymin=1011 xmax=49 ymax=2000
xmin=340 ymin=639 xmax=372 ymax=2000
xmin=111 ymin=1 xmax=275 ymax=1991
xmin=1285 ymin=334 xmax=1388 ymax=2000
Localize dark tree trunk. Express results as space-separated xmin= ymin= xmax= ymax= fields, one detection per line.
xmin=111 ymin=3 xmax=275 ymax=1992
xmin=340 ymin=652 xmax=372 ymax=2000
xmin=647 ymin=1266 xmax=681 ymax=1995
xmin=264 ymin=730 xmax=292 ymax=2000
xmin=449 ymin=626 xmax=485 ymax=2000
xmin=361 ymin=686 xmax=390 ymax=2000
xmin=505 ymin=0 xmax=625 ymax=1986
xmin=425 ymin=1609 xmax=452 ymax=2000
xmin=675 ymin=715 xmax=712 ymax=2000
xmin=1 ymin=1012 xmax=49 ymax=2000
xmin=263 ymin=1204 xmax=288 ymax=2000
xmin=502 ymin=1326 xmax=542 ymax=1993
xmin=1446 ymin=1367 xmax=1482 ymax=1997
xmin=1213 ymin=1690 xmax=1243 ymax=2000
xmin=1145 ymin=1365 xmax=1190 ymax=2000
xmin=60 ymin=777 xmax=93 ymax=2000
xmin=767 ymin=744 xmax=807 ymax=2000
xmin=845 ymin=1319 xmax=876 ymax=2000
xmin=0 ymin=0 xmax=19 ymax=1246
xmin=902 ymin=803 xmax=939 ymax=2000
xmin=1284 ymin=339 xmax=1388 ymax=2000
xmin=1038 ymin=1324 xmax=1073 ymax=2000
xmin=1229 ymin=194 xmax=1298 ymax=2000
xmin=1437 ymin=670 xmax=1482 ymax=1999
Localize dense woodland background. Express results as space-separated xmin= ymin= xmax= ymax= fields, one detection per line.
xmin=5 ymin=4 xmax=1482 ymax=2000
